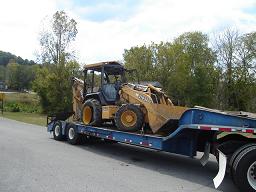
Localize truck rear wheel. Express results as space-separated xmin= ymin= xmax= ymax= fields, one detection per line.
xmin=81 ymin=99 xmax=102 ymax=126
xmin=67 ymin=124 xmax=83 ymax=145
xmin=229 ymin=143 xmax=256 ymax=177
xmin=232 ymin=145 xmax=256 ymax=192
xmin=115 ymin=104 xmax=144 ymax=132
xmin=53 ymin=121 xmax=64 ymax=141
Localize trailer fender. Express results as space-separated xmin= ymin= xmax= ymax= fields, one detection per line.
xmin=213 ymin=150 xmax=227 ymax=188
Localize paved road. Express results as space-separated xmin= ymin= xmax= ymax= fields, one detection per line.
xmin=0 ymin=117 xmax=239 ymax=192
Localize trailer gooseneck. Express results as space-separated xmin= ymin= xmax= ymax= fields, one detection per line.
xmin=47 ymin=107 xmax=256 ymax=192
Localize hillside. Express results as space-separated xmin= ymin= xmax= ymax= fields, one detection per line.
xmin=0 ymin=51 xmax=35 ymax=66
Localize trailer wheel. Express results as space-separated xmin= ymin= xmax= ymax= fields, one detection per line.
xmin=67 ymin=124 xmax=83 ymax=145
xmin=229 ymin=143 xmax=256 ymax=177
xmin=115 ymin=104 xmax=144 ymax=132
xmin=232 ymin=145 xmax=256 ymax=192
xmin=53 ymin=121 xmax=64 ymax=141
xmin=81 ymin=99 xmax=102 ymax=126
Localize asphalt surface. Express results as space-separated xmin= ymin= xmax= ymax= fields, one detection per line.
xmin=0 ymin=117 xmax=239 ymax=192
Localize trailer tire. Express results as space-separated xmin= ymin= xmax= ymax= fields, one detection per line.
xmin=229 ymin=143 xmax=256 ymax=177
xmin=81 ymin=99 xmax=102 ymax=126
xmin=232 ymin=145 xmax=256 ymax=192
xmin=115 ymin=104 xmax=144 ymax=132
xmin=53 ymin=121 xmax=64 ymax=141
xmin=67 ymin=124 xmax=83 ymax=145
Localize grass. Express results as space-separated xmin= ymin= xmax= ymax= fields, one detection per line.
xmin=3 ymin=92 xmax=41 ymax=113
xmin=0 ymin=92 xmax=46 ymax=126
xmin=4 ymin=92 xmax=39 ymax=103
xmin=1 ymin=112 xmax=46 ymax=126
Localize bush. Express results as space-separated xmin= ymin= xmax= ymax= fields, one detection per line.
xmin=4 ymin=101 xmax=42 ymax=113
xmin=3 ymin=92 xmax=42 ymax=113
xmin=6 ymin=102 xmax=20 ymax=112
xmin=33 ymin=61 xmax=80 ymax=114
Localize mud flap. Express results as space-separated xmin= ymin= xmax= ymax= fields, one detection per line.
xmin=200 ymin=142 xmax=210 ymax=166
xmin=213 ymin=150 xmax=227 ymax=188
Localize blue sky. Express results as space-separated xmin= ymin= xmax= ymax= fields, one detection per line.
xmin=0 ymin=0 xmax=255 ymax=63
xmin=59 ymin=0 xmax=142 ymax=22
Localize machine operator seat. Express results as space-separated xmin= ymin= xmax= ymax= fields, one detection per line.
xmin=102 ymin=84 xmax=118 ymax=102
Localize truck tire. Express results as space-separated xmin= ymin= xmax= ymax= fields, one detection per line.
xmin=53 ymin=121 xmax=64 ymax=141
xmin=81 ymin=99 xmax=102 ymax=126
xmin=115 ymin=104 xmax=144 ymax=132
xmin=229 ymin=143 xmax=256 ymax=177
xmin=232 ymin=145 xmax=256 ymax=192
xmin=66 ymin=124 xmax=83 ymax=145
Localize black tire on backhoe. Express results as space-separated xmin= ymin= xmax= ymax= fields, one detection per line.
xmin=81 ymin=99 xmax=102 ymax=126
xmin=115 ymin=104 xmax=144 ymax=132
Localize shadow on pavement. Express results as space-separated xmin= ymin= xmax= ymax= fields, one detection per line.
xmin=64 ymin=139 xmax=239 ymax=192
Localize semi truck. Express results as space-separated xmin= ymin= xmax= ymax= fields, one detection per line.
xmin=47 ymin=61 xmax=256 ymax=192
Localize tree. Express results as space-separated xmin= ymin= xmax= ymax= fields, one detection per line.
xmin=39 ymin=10 xmax=78 ymax=64
xmin=215 ymin=29 xmax=256 ymax=111
xmin=0 ymin=51 xmax=35 ymax=66
xmin=34 ymin=11 xmax=79 ymax=114
xmin=6 ymin=61 xmax=37 ymax=90
xmin=172 ymin=32 xmax=218 ymax=107
xmin=232 ymin=32 xmax=256 ymax=111
xmin=33 ymin=61 xmax=80 ymax=113
xmin=123 ymin=45 xmax=153 ymax=82
xmin=0 ymin=66 xmax=6 ymax=81
xmin=215 ymin=29 xmax=240 ymax=109
xmin=124 ymin=32 xmax=219 ymax=107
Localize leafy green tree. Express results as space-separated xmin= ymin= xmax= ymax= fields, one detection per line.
xmin=6 ymin=62 xmax=19 ymax=89
xmin=215 ymin=29 xmax=239 ymax=109
xmin=33 ymin=61 xmax=80 ymax=113
xmin=6 ymin=61 xmax=37 ymax=90
xmin=34 ymin=10 xmax=79 ymax=114
xmin=123 ymin=45 xmax=153 ymax=82
xmin=124 ymin=32 xmax=219 ymax=107
xmin=173 ymin=32 xmax=218 ymax=107
xmin=0 ymin=66 xmax=6 ymax=81
xmin=214 ymin=29 xmax=256 ymax=112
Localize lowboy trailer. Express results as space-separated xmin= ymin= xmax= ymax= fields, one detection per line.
xmin=47 ymin=107 xmax=256 ymax=192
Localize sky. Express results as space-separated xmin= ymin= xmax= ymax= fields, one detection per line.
xmin=0 ymin=0 xmax=255 ymax=64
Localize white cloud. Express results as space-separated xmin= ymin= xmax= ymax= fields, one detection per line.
xmin=0 ymin=0 xmax=57 ymax=60
xmin=0 ymin=0 xmax=255 ymax=64
xmin=73 ymin=0 xmax=256 ymax=64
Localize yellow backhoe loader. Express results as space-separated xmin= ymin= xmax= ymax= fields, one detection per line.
xmin=72 ymin=61 xmax=187 ymax=135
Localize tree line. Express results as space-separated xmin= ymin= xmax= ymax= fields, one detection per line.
xmin=0 ymin=58 xmax=37 ymax=91
xmin=2 ymin=10 xmax=256 ymax=114
xmin=124 ymin=30 xmax=256 ymax=112
xmin=0 ymin=51 xmax=35 ymax=66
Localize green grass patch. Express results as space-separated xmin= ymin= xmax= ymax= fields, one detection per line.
xmin=3 ymin=92 xmax=42 ymax=113
xmin=1 ymin=112 xmax=46 ymax=126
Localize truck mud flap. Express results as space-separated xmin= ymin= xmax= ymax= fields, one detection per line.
xmin=213 ymin=150 xmax=227 ymax=188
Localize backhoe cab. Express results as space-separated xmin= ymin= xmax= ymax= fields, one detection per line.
xmin=72 ymin=61 xmax=187 ymax=135
xmin=83 ymin=61 xmax=126 ymax=105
